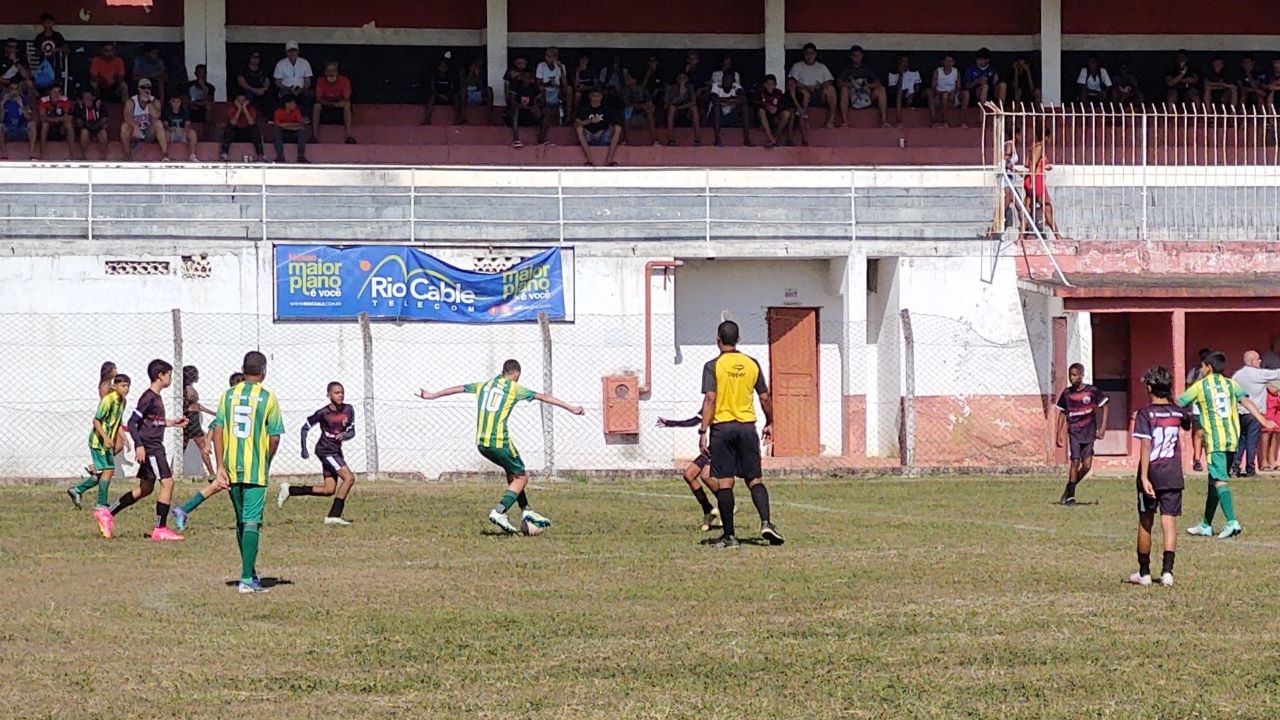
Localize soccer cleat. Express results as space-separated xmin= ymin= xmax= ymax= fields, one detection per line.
xmin=1193 ymin=460 xmax=1204 ymax=472
xmin=93 ymin=506 xmax=114 ymax=539
xmin=701 ymin=508 xmax=722 ymax=532
xmin=237 ymin=579 xmax=268 ymax=594
xmin=488 ymin=508 xmax=518 ymax=534
xmin=521 ymin=509 xmax=552 ymax=529
xmin=149 ymin=526 xmax=185 ymax=542
xmin=1186 ymin=522 xmax=1214 ymax=537
xmin=1216 ymin=521 xmax=1242 ymax=539
xmin=761 ymin=521 xmax=785 ymax=546
xmin=1059 ymin=496 xmax=1077 ymax=507
xmin=708 ymin=534 xmax=740 ymax=548
xmin=1160 ymin=572 xmax=1175 ymax=587
xmin=323 ymin=516 xmax=352 ymax=526
xmin=276 ymin=482 xmax=291 ymax=509
xmin=1125 ymin=572 xmax=1153 ymax=587
xmin=66 ymin=487 xmax=83 ymax=510
xmin=172 ymin=507 xmax=189 ymax=532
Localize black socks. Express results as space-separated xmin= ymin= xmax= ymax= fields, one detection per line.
xmin=750 ymin=484 xmax=770 ymax=523
xmin=692 ymin=486 xmax=713 ymax=514
xmin=715 ymin=488 xmax=735 ymax=537
xmin=328 ymin=497 xmax=345 ymax=518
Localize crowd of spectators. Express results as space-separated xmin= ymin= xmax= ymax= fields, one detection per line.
xmin=1073 ymin=50 xmax=1280 ymax=108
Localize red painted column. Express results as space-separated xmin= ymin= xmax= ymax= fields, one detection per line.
xmin=1171 ymin=309 xmax=1188 ymax=471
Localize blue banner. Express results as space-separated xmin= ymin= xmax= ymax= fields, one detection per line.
xmin=274 ymin=245 xmax=566 ymax=322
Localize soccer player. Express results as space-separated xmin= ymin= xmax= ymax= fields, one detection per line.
xmin=417 ymin=359 xmax=584 ymax=534
xmin=1127 ymin=366 xmax=1191 ymax=587
xmin=1179 ymin=350 xmax=1275 ymax=539
xmin=182 ymin=365 xmax=217 ymax=478
xmin=210 ymin=351 xmax=283 ymax=594
xmin=699 ymin=320 xmax=783 ymax=548
xmin=95 ymin=359 xmax=188 ymax=540
xmin=1186 ymin=347 xmax=1212 ymax=471
xmin=171 ymin=372 xmax=245 ymax=532
xmin=277 ymin=381 xmax=357 ymax=525
xmin=656 ymin=412 xmax=722 ymax=531
xmin=67 ymin=374 xmax=131 ymax=513
xmin=1054 ymin=363 xmax=1109 ymax=505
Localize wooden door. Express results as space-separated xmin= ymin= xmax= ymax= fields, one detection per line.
xmin=768 ymin=308 xmax=820 ymax=457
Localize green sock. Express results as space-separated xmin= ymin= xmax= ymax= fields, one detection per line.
xmin=1217 ymin=484 xmax=1237 ymax=524
xmin=96 ymin=479 xmax=110 ymax=507
xmin=1203 ymin=479 xmax=1220 ymax=525
xmin=496 ymin=490 xmax=518 ymax=513
xmin=240 ymin=523 xmax=260 ymax=584
xmin=72 ymin=476 xmax=98 ymax=495
xmin=180 ymin=492 xmax=206 ymax=514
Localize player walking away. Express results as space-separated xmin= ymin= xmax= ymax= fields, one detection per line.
xmin=83 ymin=361 xmax=119 ymax=479
xmin=210 ymin=352 xmax=283 ymax=594
xmin=67 ymin=374 xmax=131 ymax=512
xmin=95 ymin=359 xmax=188 ymax=540
xmin=182 ymin=365 xmax=217 ymax=478
xmin=1186 ymin=348 xmax=1212 ymax=471
xmin=699 ymin=320 xmax=783 ymax=548
xmin=1127 ymin=367 xmax=1191 ymax=588
xmin=1054 ymin=362 xmax=1109 ymax=506
xmin=1179 ymin=351 xmax=1276 ymax=539
xmin=417 ymin=359 xmax=584 ymax=535
xmin=278 ymin=381 xmax=357 ymax=525
xmin=171 ymin=373 xmax=244 ymax=532
xmin=655 ymin=412 xmax=722 ymax=531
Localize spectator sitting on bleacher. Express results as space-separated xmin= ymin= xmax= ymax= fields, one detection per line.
xmin=1 ymin=39 xmax=33 ymax=101
xmin=640 ymin=54 xmax=664 ymax=112
xmin=162 ymin=94 xmax=200 ymax=162
xmin=1266 ymin=59 xmax=1280 ymax=109
xmin=929 ymin=54 xmax=962 ymax=128
xmin=272 ymin=95 xmax=308 ymax=163
xmin=1008 ymin=55 xmax=1040 ymax=105
xmin=73 ymin=89 xmax=109 ymax=159
xmin=458 ymin=56 xmax=493 ymax=125
xmin=621 ymin=70 xmax=659 ymax=145
xmin=788 ymin=43 xmax=837 ymax=129
xmin=598 ymin=55 xmax=626 ymax=101
xmin=187 ymin=63 xmax=216 ymax=141
xmin=1165 ymin=50 xmax=1200 ymax=105
xmin=709 ymin=68 xmax=751 ymax=147
xmin=1111 ymin=63 xmax=1143 ymax=105
xmin=274 ymin=41 xmax=313 ymax=111
xmin=710 ymin=55 xmax=739 ymax=90
xmin=679 ymin=50 xmax=710 ymax=112
xmin=506 ymin=66 xmax=544 ymax=148
xmin=962 ymin=48 xmax=1003 ymax=109
xmin=219 ymin=93 xmax=265 ymax=162
xmin=839 ymin=45 xmax=889 ymax=128
xmin=32 ymin=12 xmax=66 ymax=58
xmin=887 ymin=53 xmax=924 ymax=126
xmin=121 ymin=79 xmax=166 ymax=161
xmin=313 ymin=61 xmax=355 ymax=144
xmin=569 ymin=53 xmax=593 ymax=119
xmin=574 ymin=87 xmax=623 ymax=166
xmin=133 ymin=45 xmax=168 ymax=103
xmin=785 ymin=76 xmax=810 ymax=145
xmin=238 ymin=51 xmax=272 ymax=115
xmin=89 ymin=43 xmax=128 ymax=103
xmin=1203 ymin=57 xmax=1238 ymax=107
xmin=1238 ymin=56 xmax=1267 ymax=109
xmin=36 ymin=84 xmax=74 ymax=159
xmin=536 ymin=47 xmax=567 ymax=127
xmin=664 ymin=70 xmax=701 ymax=146
xmin=1076 ymin=56 xmax=1111 ymax=103
xmin=0 ymin=78 xmax=35 ymax=159
xmin=754 ymin=74 xmax=795 ymax=148
xmin=425 ymin=56 xmax=457 ymax=125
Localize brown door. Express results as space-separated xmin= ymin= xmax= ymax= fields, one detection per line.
xmin=767 ymin=307 xmax=820 ymax=456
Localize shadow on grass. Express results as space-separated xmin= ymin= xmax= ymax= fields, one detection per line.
xmin=223 ymin=577 xmax=294 ymax=588
xmin=697 ymin=537 xmax=772 ymax=547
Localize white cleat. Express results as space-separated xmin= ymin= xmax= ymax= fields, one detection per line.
xmin=521 ymin=509 xmax=552 ymax=529
xmin=1160 ymin=572 xmax=1174 ymax=587
xmin=488 ymin=508 xmax=518 ymax=534
xmin=323 ymin=516 xmax=352 ymax=526
xmin=1125 ymin=572 xmax=1153 ymax=587
xmin=276 ymin=482 xmax=290 ymax=509
xmin=1186 ymin=522 xmax=1213 ymax=537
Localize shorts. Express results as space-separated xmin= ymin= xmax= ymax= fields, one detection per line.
xmin=184 ymin=414 xmax=205 ymax=442
xmin=466 ymin=87 xmax=485 ymax=105
xmin=478 ymin=443 xmax=525 ymax=476
xmin=1068 ymin=433 xmax=1095 ymax=461
xmin=3 ymin=125 xmax=28 ymax=142
xmin=691 ymin=451 xmax=711 ymax=470
xmin=79 ymin=120 xmax=106 ymax=135
xmin=44 ymin=122 xmax=71 ymax=140
xmin=130 ymin=125 xmax=157 ymax=143
xmin=137 ymin=445 xmax=172 ymax=481
xmin=318 ymin=104 xmax=346 ymax=124
xmin=1207 ymin=450 xmax=1236 ymax=481
xmin=90 ymin=446 xmax=115 ymax=472
xmin=1137 ymin=486 xmax=1182 ymax=517
xmin=509 ymin=107 xmax=538 ymax=125
xmin=320 ymin=451 xmax=348 ymax=479
xmin=229 ymin=483 xmax=266 ymax=524
xmin=891 ymin=87 xmax=927 ymax=107
xmin=585 ymin=128 xmax=613 ymax=146
xmin=1190 ymin=410 xmax=1203 ymax=430
xmin=708 ymin=421 xmax=762 ymax=480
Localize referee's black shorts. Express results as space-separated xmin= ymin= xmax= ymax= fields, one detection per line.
xmin=708 ymin=421 xmax=761 ymax=480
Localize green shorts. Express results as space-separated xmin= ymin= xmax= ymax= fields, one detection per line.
xmin=89 ymin=446 xmax=114 ymax=472
xmin=478 ymin=444 xmax=525 ymax=476
xmin=229 ymin=484 xmax=266 ymax=524
xmin=1208 ymin=451 xmax=1233 ymax=482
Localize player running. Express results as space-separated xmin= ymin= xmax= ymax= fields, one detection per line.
xmin=1179 ymin=350 xmax=1275 ymax=539
xmin=277 ymin=381 xmax=358 ymax=525
xmin=1126 ymin=366 xmax=1191 ymax=587
xmin=67 ymin=374 xmax=131 ymax=512
xmin=182 ymin=365 xmax=217 ymax=478
xmin=171 ymin=373 xmax=244 ymax=532
xmin=95 ymin=359 xmax=188 ymax=540
xmin=210 ymin=352 xmax=284 ymax=594
xmin=655 ymin=412 xmax=721 ymax=531
xmin=417 ymin=359 xmax=584 ymax=534
xmin=1054 ymin=363 xmax=1109 ymax=505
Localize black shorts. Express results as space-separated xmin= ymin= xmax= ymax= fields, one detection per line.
xmin=1138 ymin=487 xmax=1182 ymax=517
xmin=78 ymin=120 xmax=106 ymax=135
xmin=691 ymin=452 xmax=711 ymax=470
xmin=318 ymin=105 xmax=346 ymax=124
xmin=708 ymin=421 xmax=762 ymax=480
xmin=320 ymin=451 xmax=348 ymax=479
xmin=1069 ymin=433 xmax=1095 ymax=461
xmin=183 ymin=413 xmax=204 ymax=442
xmin=138 ymin=446 xmax=172 ymax=481
xmin=44 ymin=122 xmax=71 ymax=140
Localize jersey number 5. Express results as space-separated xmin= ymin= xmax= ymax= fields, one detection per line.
xmin=233 ymin=405 xmax=252 ymax=439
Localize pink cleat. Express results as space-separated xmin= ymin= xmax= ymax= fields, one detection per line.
xmin=93 ymin=507 xmax=114 ymax=539
xmin=149 ymin=526 xmax=185 ymax=542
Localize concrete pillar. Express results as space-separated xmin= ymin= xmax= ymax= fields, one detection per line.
xmin=184 ymin=0 xmax=228 ymax=95
xmin=1172 ymin=310 xmax=1187 ymax=393
xmin=486 ymin=0 xmax=508 ymax=107
xmin=764 ymin=0 xmax=786 ymax=82
xmin=1066 ymin=310 xmax=1092 ymax=381
xmin=1040 ymin=0 xmax=1062 ymax=104
xmin=836 ymin=253 xmax=868 ymax=458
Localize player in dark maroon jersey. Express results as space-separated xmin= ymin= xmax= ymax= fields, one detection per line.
xmin=1127 ymin=366 xmax=1192 ymax=587
xmin=1054 ymin=363 xmax=1110 ymax=505
xmin=277 ymin=381 xmax=357 ymax=525
xmin=656 ymin=411 xmax=721 ymax=532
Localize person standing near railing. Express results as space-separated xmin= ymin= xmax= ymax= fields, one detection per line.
xmin=1023 ymin=123 xmax=1059 ymax=238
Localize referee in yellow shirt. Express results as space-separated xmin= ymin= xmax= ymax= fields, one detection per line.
xmin=699 ymin=320 xmax=784 ymax=548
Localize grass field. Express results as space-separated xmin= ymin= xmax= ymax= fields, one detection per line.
xmin=6 ymin=474 xmax=1280 ymax=719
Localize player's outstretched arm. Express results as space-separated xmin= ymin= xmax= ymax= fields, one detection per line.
xmin=418 ymin=386 xmax=467 ymax=401
xmin=535 ymin=392 xmax=584 ymax=415
xmin=657 ymin=413 xmax=701 ymax=428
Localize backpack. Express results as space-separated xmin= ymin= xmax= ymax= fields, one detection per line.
xmin=34 ymin=58 xmax=56 ymax=88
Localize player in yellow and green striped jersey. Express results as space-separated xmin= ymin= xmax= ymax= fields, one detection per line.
xmin=1178 ymin=350 xmax=1276 ymax=539
xmin=210 ymin=352 xmax=283 ymax=593
xmin=67 ymin=374 xmax=132 ymax=511
xmin=418 ymin=358 xmax=584 ymax=534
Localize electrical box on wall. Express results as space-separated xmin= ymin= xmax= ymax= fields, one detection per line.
xmin=602 ymin=375 xmax=639 ymax=435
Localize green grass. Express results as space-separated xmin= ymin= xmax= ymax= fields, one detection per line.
xmin=5 ymin=475 xmax=1280 ymax=719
